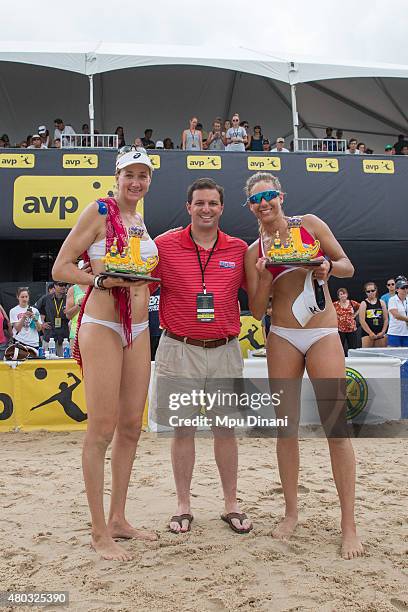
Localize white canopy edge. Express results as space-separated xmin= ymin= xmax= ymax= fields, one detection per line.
xmin=2 ymin=41 xmax=408 ymax=83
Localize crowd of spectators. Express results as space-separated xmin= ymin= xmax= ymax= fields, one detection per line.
xmin=1 ymin=116 xmax=408 ymax=155
xmin=333 ymin=275 xmax=408 ymax=355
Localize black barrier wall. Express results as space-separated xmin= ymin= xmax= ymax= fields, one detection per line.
xmin=1 ymin=149 xmax=407 ymax=295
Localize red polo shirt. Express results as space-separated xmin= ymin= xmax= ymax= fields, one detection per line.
xmin=152 ymin=225 xmax=247 ymax=339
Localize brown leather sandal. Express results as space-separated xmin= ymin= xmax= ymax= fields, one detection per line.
xmin=169 ymin=514 xmax=194 ymax=533
xmin=221 ymin=512 xmax=253 ymax=534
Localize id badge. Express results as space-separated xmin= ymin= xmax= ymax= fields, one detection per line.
xmin=54 ymin=317 xmax=62 ymax=328
xmin=196 ymin=293 xmax=215 ymax=322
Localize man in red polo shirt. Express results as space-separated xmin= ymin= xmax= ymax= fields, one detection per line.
xmin=150 ymin=177 xmax=252 ymax=535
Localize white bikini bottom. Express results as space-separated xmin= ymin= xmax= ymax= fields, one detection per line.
xmin=270 ymin=325 xmax=338 ymax=355
xmin=81 ymin=314 xmax=149 ymax=347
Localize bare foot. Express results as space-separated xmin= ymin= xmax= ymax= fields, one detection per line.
xmin=108 ymin=519 xmax=158 ymax=542
xmin=272 ymin=515 xmax=298 ymax=539
xmin=91 ymin=534 xmax=133 ymax=561
xmin=341 ymin=530 xmax=364 ymax=560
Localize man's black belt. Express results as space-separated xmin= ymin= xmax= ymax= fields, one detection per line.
xmin=165 ymin=330 xmax=237 ymax=349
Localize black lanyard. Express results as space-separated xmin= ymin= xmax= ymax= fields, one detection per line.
xmin=190 ymin=229 xmax=218 ymax=294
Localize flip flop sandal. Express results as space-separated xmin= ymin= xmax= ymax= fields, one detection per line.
xmin=169 ymin=514 xmax=194 ymax=534
xmin=221 ymin=512 xmax=253 ymax=534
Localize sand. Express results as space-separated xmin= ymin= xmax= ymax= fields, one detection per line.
xmin=1 ymin=429 xmax=407 ymax=612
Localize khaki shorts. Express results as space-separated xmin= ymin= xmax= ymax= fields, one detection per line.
xmin=150 ymin=333 xmax=245 ymax=427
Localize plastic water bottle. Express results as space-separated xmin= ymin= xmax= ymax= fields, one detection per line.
xmin=48 ymin=337 xmax=56 ymax=358
xmin=62 ymin=338 xmax=71 ymax=359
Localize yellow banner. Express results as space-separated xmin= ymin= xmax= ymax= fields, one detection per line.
xmin=148 ymin=154 xmax=161 ymax=169
xmin=247 ymin=156 xmax=281 ymax=171
xmin=306 ymin=158 xmax=339 ymax=172
xmin=187 ymin=155 xmax=222 ymax=170
xmin=13 ymin=176 xmax=127 ymax=229
xmin=0 ymin=153 xmax=35 ymax=169
xmin=239 ymin=315 xmax=265 ymax=357
xmin=62 ymin=154 xmax=99 ymax=169
xmin=362 ymin=159 xmax=394 ymax=174
xmin=0 ymin=363 xmax=18 ymax=431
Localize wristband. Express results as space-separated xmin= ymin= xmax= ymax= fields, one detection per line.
xmin=93 ymin=275 xmax=108 ymax=290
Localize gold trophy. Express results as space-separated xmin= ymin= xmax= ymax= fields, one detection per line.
xmin=262 ymin=217 xmax=324 ymax=267
xmin=103 ymin=225 xmax=160 ymax=281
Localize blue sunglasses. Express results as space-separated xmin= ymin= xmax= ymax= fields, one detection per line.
xmin=244 ymin=189 xmax=280 ymax=206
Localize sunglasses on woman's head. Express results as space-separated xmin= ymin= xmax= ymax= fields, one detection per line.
xmin=118 ymin=145 xmax=146 ymax=155
xmin=247 ymin=190 xmax=280 ymax=205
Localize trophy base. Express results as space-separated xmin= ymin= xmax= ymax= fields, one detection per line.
xmin=103 ymin=272 xmax=161 ymax=282
xmin=266 ymin=257 xmax=325 ymax=268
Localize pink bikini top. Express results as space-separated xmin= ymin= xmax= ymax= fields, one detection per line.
xmin=258 ymin=219 xmax=324 ymax=284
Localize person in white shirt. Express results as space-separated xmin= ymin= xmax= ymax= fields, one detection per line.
xmin=225 ymin=113 xmax=247 ymax=152
xmin=271 ymin=137 xmax=289 ymax=153
xmin=27 ymin=134 xmax=47 ymax=149
xmin=387 ymin=279 xmax=408 ymax=347
xmin=38 ymin=125 xmax=51 ymax=148
xmin=346 ymin=138 xmax=360 ymax=155
xmin=9 ymin=287 xmax=42 ymax=349
xmin=54 ymin=118 xmax=76 ymax=145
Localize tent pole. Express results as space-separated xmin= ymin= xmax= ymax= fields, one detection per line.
xmin=290 ymin=84 xmax=299 ymax=151
xmin=88 ymin=75 xmax=95 ymax=146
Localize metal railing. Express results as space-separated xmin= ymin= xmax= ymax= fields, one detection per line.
xmin=60 ymin=134 xmax=119 ymax=149
xmin=295 ymin=138 xmax=347 ymax=153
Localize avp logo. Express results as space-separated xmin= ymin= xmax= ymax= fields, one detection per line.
xmin=363 ymin=159 xmax=394 ymax=174
xmin=0 ymin=154 xmax=35 ymax=169
xmin=187 ymin=155 xmax=222 ymax=170
xmin=13 ymin=176 xmax=117 ymax=229
xmin=148 ymin=155 xmax=161 ymax=169
xmin=62 ymin=154 xmax=99 ymax=169
xmin=306 ymin=158 xmax=339 ymax=173
xmin=247 ymin=157 xmax=281 ymax=171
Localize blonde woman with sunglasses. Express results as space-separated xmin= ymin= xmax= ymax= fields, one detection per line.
xmin=244 ymin=172 xmax=364 ymax=560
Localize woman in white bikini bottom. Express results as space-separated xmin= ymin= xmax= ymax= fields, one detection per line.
xmin=244 ymin=171 xmax=364 ymax=560
xmin=81 ymin=315 xmax=148 ymax=347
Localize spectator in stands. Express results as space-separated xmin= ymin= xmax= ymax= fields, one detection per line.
xmin=223 ymin=119 xmax=231 ymax=133
xmin=262 ymin=138 xmax=271 ymax=152
xmin=225 ymin=113 xmax=247 ymax=151
xmin=141 ymin=129 xmax=155 ymax=150
xmin=38 ymin=126 xmax=51 ymax=148
xmin=19 ymin=141 xmax=28 ymax=148
xmin=81 ymin=123 xmax=91 ymax=147
xmin=0 ymin=134 xmax=10 ymax=147
xmin=134 ymin=137 xmax=143 ymax=148
xmin=163 ymin=137 xmax=174 ymax=150
xmin=401 ymin=145 xmax=408 ymax=155
xmin=0 ymin=136 xmax=6 ymax=148
xmin=240 ymin=121 xmax=251 ymax=150
xmin=357 ymin=142 xmax=366 ymax=154
xmin=196 ymin=122 xmax=208 ymax=148
xmin=358 ymin=282 xmax=388 ymax=347
xmin=248 ymin=125 xmax=263 ymax=151
xmin=206 ymin=119 xmax=226 ymax=151
xmin=28 ymin=134 xmax=47 ymax=149
xmin=26 ymin=134 xmax=32 ymax=147
xmin=271 ymin=137 xmax=289 ymax=153
xmin=333 ymin=288 xmax=360 ymax=355
xmin=9 ymin=287 xmax=42 ymax=350
xmin=115 ymin=126 xmax=126 ymax=148
xmin=380 ymin=278 xmax=396 ymax=307
xmin=323 ymin=127 xmax=336 ymax=152
xmin=384 ymin=144 xmax=394 ymax=154
xmin=182 ymin=116 xmax=202 ymax=151
xmin=387 ymin=278 xmax=408 ymax=347
xmin=38 ymin=281 xmax=69 ymax=357
xmin=0 ymin=302 xmax=12 ymax=359
xmin=34 ymin=282 xmax=55 ymax=313
xmin=393 ymin=134 xmax=408 ymax=155
xmin=155 ymin=140 xmax=164 ymax=149
xmin=335 ymin=129 xmax=345 ymax=152
xmin=346 ymin=138 xmax=360 ymax=155
xmin=53 ymin=138 xmax=61 ymax=148
xmin=54 ymin=118 xmax=75 ymax=143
